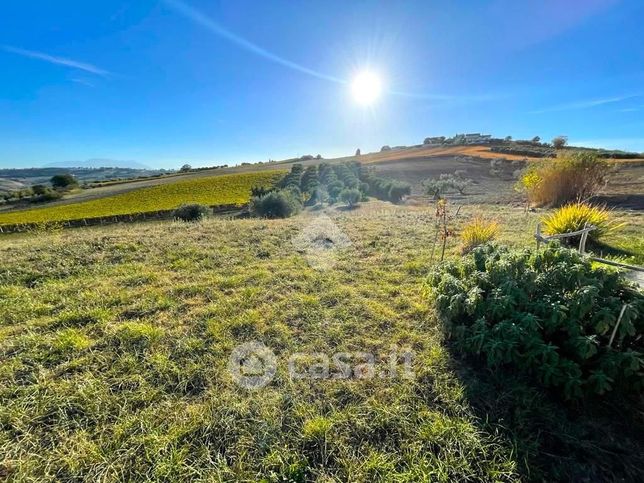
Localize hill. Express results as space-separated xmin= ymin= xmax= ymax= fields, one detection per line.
xmin=44 ymin=159 xmax=153 ymax=170
xmin=0 ymin=171 xmax=281 ymax=227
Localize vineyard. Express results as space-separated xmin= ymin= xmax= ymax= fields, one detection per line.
xmin=0 ymin=171 xmax=282 ymax=227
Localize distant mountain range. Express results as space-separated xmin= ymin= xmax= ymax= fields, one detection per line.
xmin=44 ymin=158 xmax=152 ymax=169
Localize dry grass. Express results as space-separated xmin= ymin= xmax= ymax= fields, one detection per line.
xmin=0 ymin=202 xmax=642 ymax=481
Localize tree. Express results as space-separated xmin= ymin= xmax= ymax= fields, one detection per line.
xmin=504 ymin=136 xmax=513 ymax=142
xmin=50 ymin=174 xmax=78 ymax=189
xmin=251 ymin=191 xmax=301 ymax=218
xmin=340 ymin=188 xmax=361 ymax=207
xmin=388 ymin=181 xmax=412 ymax=203
xmin=552 ymin=136 xmax=568 ymax=149
xmin=315 ymin=154 xmax=322 ymax=160
xmin=355 ymin=148 xmax=361 ymax=156
xmin=531 ymin=136 xmax=541 ymax=144
xmin=326 ymin=180 xmax=344 ymax=203
xmin=32 ymin=184 xmax=48 ymax=195
xmin=380 ymin=145 xmax=391 ymax=152
xmin=180 ymin=164 xmax=192 ymax=172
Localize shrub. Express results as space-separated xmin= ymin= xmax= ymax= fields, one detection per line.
xmin=50 ymin=173 xmax=78 ymax=189
xmin=426 ymin=244 xmax=644 ymax=399
xmin=552 ymin=136 xmax=568 ymax=149
xmin=541 ymin=202 xmax=623 ymax=241
xmin=387 ymin=181 xmax=411 ymax=203
xmin=339 ymin=188 xmax=361 ymax=207
xmin=326 ymin=180 xmax=344 ymax=203
xmin=32 ymin=184 xmax=48 ymax=195
xmin=31 ymin=190 xmax=63 ymax=203
xmin=251 ymin=190 xmax=301 ymax=218
xmin=519 ymin=152 xmax=608 ymax=207
xmin=460 ymin=216 xmax=499 ymax=253
xmin=173 ymin=203 xmax=210 ymax=222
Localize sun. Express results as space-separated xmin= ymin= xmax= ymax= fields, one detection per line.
xmin=351 ymin=71 xmax=382 ymax=106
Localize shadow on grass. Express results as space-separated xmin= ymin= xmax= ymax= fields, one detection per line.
xmin=589 ymin=240 xmax=640 ymax=260
xmin=447 ymin=347 xmax=644 ymax=481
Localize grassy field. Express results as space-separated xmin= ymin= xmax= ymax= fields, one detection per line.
xmin=0 ymin=171 xmax=282 ymax=226
xmin=1 ymin=201 xmax=642 ymax=481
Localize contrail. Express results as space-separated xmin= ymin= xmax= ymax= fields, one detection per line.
xmin=2 ymin=45 xmax=110 ymax=76
xmin=163 ymin=0 xmax=345 ymax=84
xmin=163 ymin=0 xmax=501 ymax=104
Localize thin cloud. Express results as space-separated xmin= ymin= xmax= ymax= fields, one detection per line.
xmin=163 ymin=0 xmax=344 ymax=84
xmin=2 ymin=45 xmax=110 ymax=76
xmin=531 ymin=94 xmax=639 ymax=114
xmin=163 ymin=0 xmax=501 ymax=104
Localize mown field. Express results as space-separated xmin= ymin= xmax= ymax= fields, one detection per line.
xmin=0 ymin=171 xmax=282 ymax=226
xmin=1 ymin=202 xmax=642 ymax=481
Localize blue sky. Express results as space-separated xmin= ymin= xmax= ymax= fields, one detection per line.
xmin=1 ymin=0 xmax=643 ymax=169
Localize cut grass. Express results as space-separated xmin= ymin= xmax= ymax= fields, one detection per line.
xmin=0 ymin=201 xmax=642 ymax=481
xmin=0 ymin=171 xmax=283 ymax=226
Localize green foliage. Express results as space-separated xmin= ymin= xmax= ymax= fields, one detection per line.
xmin=251 ymin=190 xmax=301 ymax=218
xmin=51 ymin=173 xmax=78 ymax=189
xmin=364 ymin=174 xmax=411 ymax=203
xmin=426 ymin=243 xmax=644 ymax=400
xmin=31 ymin=189 xmax=63 ymax=203
xmin=173 ymin=204 xmax=210 ymax=222
xmin=32 ymin=184 xmax=48 ymax=195
xmin=339 ymin=188 xmax=361 ymax=207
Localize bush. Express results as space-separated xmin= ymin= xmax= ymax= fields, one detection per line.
xmin=173 ymin=204 xmax=210 ymax=222
xmin=541 ymin=202 xmax=623 ymax=241
xmin=460 ymin=216 xmax=499 ymax=253
xmin=50 ymin=173 xmax=78 ymax=189
xmin=387 ymin=181 xmax=411 ymax=203
xmin=519 ymin=152 xmax=608 ymax=207
xmin=32 ymin=184 xmax=48 ymax=195
xmin=31 ymin=190 xmax=63 ymax=203
xmin=426 ymin=244 xmax=644 ymax=399
xmin=339 ymin=188 xmax=361 ymax=207
xmin=552 ymin=136 xmax=568 ymax=149
xmin=251 ymin=190 xmax=301 ymax=218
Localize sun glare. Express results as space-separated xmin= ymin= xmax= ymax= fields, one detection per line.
xmin=351 ymin=71 xmax=382 ymax=106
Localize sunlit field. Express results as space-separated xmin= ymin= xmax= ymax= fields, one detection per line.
xmin=0 ymin=171 xmax=282 ymax=227
xmin=1 ymin=202 xmax=642 ymax=481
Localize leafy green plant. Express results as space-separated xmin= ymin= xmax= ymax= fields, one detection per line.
xmin=173 ymin=204 xmax=210 ymax=222
xmin=426 ymin=243 xmax=644 ymax=399
xmin=250 ymin=190 xmax=301 ymax=218
xmin=339 ymin=188 xmax=361 ymax=207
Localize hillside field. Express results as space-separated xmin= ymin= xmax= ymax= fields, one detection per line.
xmin=1 ymin=202 xmax=643 ymax=481
xmin=0 ymin=171 xmax=282 ymax=227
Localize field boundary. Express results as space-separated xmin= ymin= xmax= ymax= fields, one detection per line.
xmin=0 ymin=203 xmax=246 ymax=234
xmin=535 ymin=222 xmax=644 ymax=272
